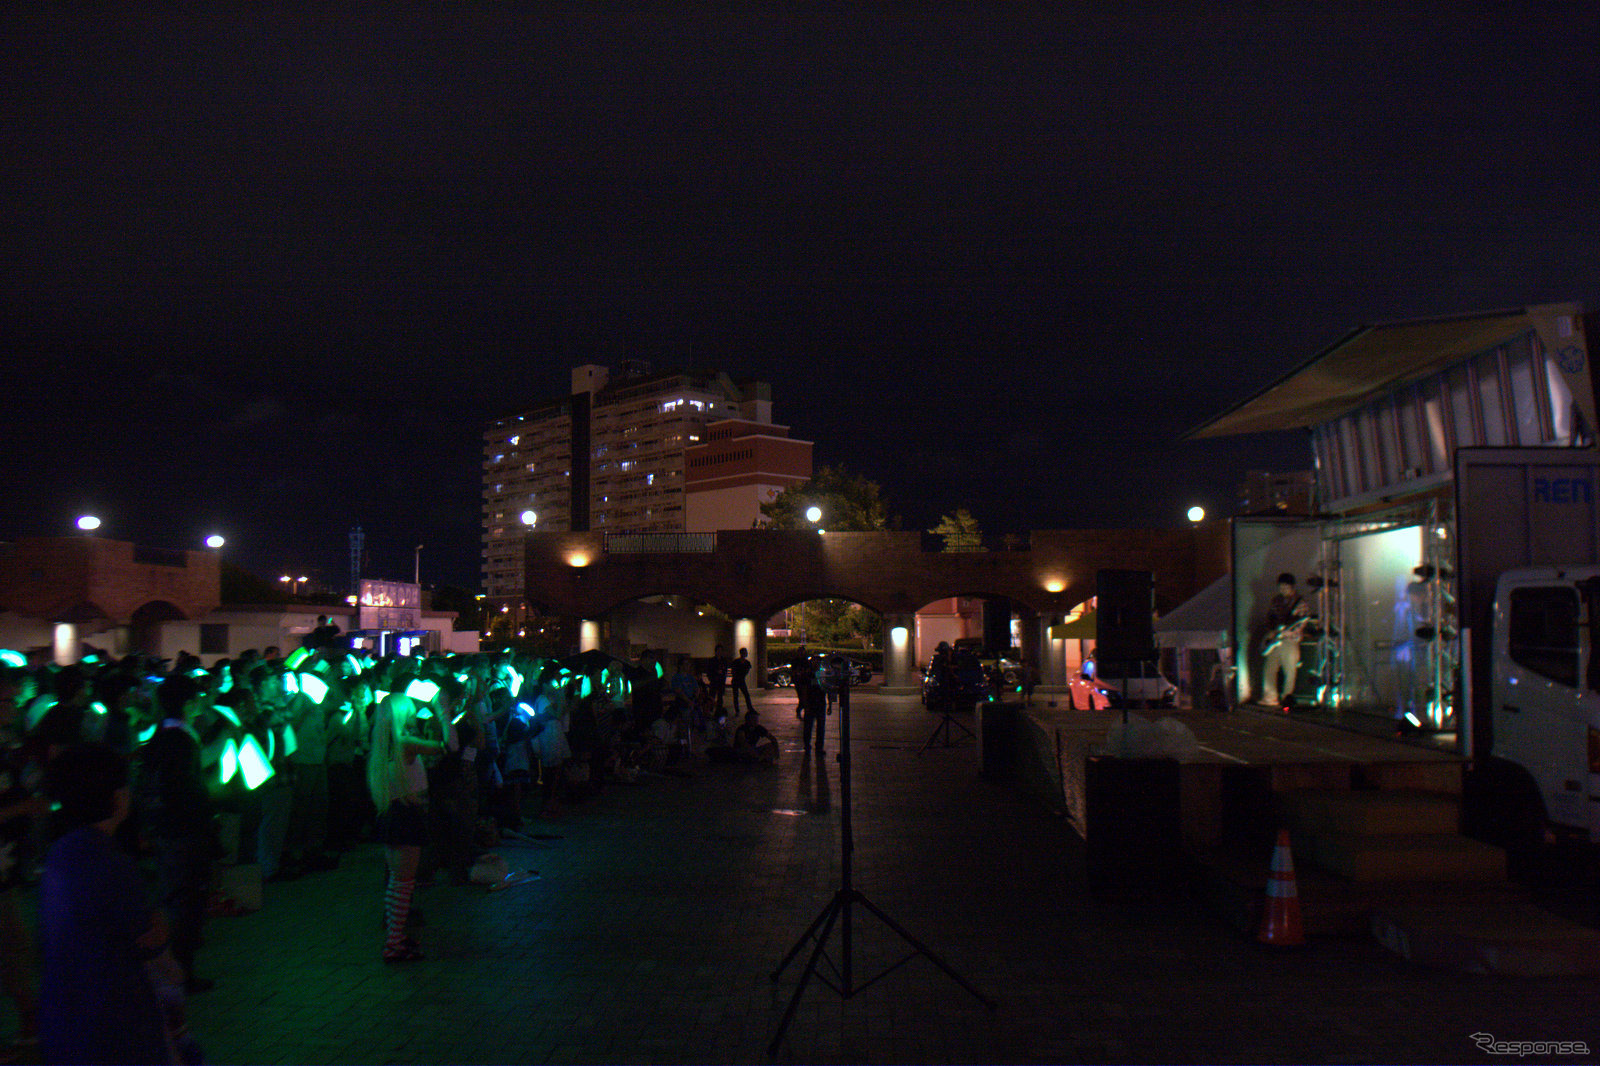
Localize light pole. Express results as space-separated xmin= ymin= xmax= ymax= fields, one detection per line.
xmin=280 ymin=575 xmax=308 ymax=597
xmin=76 ymin=515 xmax=101 ymax=535
xmin=414 ymin=545 xmax=423 ymax=586
xmin=204 ymin=534 xmax=226 ymax=550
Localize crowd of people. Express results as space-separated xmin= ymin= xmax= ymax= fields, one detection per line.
xmin=0 ymin=628 xmax=789 ymax=1063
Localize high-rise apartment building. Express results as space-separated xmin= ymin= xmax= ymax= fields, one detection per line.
xmin=482 ymin=363 xmax=812 ymax=600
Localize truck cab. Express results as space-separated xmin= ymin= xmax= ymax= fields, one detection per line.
xmin=1490 ymin=566 xmax=1600 ymax=842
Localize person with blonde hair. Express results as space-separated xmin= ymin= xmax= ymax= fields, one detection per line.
xmin=367 ymin=678 xmax=450 ymax=963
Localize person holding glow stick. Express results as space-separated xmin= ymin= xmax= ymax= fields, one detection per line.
xmin=368 ymin=679 xmax=450 ymax=963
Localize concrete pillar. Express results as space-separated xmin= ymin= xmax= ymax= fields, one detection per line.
xmin=579 ymin=619 xmax=600 ymax=653
xmin=732 ymin=618 xmax=769 ymax=687
xmin=1035 ymin=615 xmax=1068 ymax=695
xmin=53 ymin=623 xmax=79 ymax=666
xmin=882 ymin=612 xmax=918 ymax=694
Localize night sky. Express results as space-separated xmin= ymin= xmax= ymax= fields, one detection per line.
xmin=3 ymin=5 xmax=1596 ymax=592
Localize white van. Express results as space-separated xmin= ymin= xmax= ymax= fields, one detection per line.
xmin=1487 ymin=566 xmax=1600 ymax=843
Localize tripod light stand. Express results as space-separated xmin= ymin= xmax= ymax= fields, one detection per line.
xmin=768 ymin=663 xmax=995 ymax=1056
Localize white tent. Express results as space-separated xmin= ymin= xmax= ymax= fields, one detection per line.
xmin=1154 ymin=574 xmax=1232 ymax=651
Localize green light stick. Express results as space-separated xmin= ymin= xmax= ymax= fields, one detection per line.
xmin=219 ymin=738 xmax=239 ymax=785
xmin=238 ymin=735 xmax=273 ymax=789
xmin=299 ymin=674 xmax=330 ymax=704
xmin=0 ymin=651 xmax=22 ymax=668
xmin=285 ymin=647 xmax=312 ymax=670
xmin=213 ymin=704 xmax=241 ymax=728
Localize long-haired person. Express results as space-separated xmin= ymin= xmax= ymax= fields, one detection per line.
xmin=367 ymin=680 xmax=449 ymax=963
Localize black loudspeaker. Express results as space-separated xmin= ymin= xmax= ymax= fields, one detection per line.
xmin=1096 ymin=569 xmax=1156 ymax=663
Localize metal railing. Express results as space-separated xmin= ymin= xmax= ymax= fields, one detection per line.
xmin=603 ymin=532 xmax=718 ymax=554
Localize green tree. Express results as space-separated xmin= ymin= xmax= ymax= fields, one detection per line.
xmin=929 ymin=507 xmax=983 ymax=552
xmin=220 ymin=562 xmax=293 ymax=605
xmin=760 ymin=465 xmax=894 ymax=530
xmin=429 ymin=585 xmax=483 ymax=631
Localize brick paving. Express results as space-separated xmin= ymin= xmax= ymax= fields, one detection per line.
xmin=175 ymin=690 xmax=1600 ymax=1065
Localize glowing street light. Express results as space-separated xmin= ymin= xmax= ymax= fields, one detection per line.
xmin=520 ymin=510 xmax=537 ymax=527
xmin=204 ymin=534 xmax=226 ymax=550
xmin=280 ymin=575 xmax=308 ymax=596
xmin=76 ymin=515 xmax=101 ymax=533
xmin=804 ymin=505 xmax=822 ymax=524
xmin=1187 ymin=505 xmax=1206 ymax=524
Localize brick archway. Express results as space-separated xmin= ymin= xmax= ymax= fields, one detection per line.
xmin=522 ymin=525 xmax=1228 ymax=689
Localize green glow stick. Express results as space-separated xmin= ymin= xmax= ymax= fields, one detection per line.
xmin=406 ymin=679 xmax=440 ymax=703
xmin=214 ymin=704 xmax=241 ymax=728
xmin=283 ymin=673 xmax=300 ymax=696
xmin=507 ymin=667 xmax=523 ymax=697
xmin=81 ymin=653 xmax=100 ymax=665
xmin=346 ymin=654 xmax=365 ymax=675
xmin=26 ymin=697 xmax=58 ymax=732
xmin=217 ymin=671 xmax=233 ymax=694
xmin=189 ymin=668 xmax=208 ymax=678
xmin=89 ymin=701 xmax=108 ymax=716
xmin=342 ymin=702 xmax=354 ymax=725
xmin=416 ymin=708 xmax=434 ymax=720
xmin=138 ymin=723 xmax=158 ymax=744
xmin=375 ymin=690 xmax=390 ymax=703
xmin=266 ymin=729 xmax=275 ymax=762
xmin=0 ymin=651 xmax=23 ymax=668
xmin=299 ymin=673 xmax=330 ymax=705
xmin=285 ymin=647 xmax=312 ymax=670
xmin=219 ymin=737 xmax=239 ymax=785
xmin=282 ymin=722 xmax=298 ymax=758
xmin=654 ymin=662 xmax=664 ymax=679
xmin=580 ymin=676 xmax=592 ymax=699
xmin=239 ymin=735 xmax=273 ymax=790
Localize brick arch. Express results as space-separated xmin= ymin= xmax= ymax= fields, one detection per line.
xmin=590 ymin=590 xmax=743 ymax=622
xmin=526 ymin=526 xmax=1224 ymax=630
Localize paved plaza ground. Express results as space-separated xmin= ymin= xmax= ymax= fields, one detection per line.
xmin=175 ymin=690 xmax=1600 ymax=1065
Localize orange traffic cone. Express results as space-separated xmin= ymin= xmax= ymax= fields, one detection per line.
xmin=1257 ymin=829 xmax=1306 ymax=948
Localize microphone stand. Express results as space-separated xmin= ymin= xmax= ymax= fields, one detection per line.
xmin=768 ymin=672 xmax=995 ymax=1057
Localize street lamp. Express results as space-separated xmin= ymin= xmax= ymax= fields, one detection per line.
xmin=1186 ymin=505 xmax=1206 ymax=524
xmin=280 ymin=575 xmax=308 ymax=596
xmin=520 ymin=510 xmax=537 ymax=527
xmin=414 ymin=545 xmax=423 ymax=586
xmin=76 ymin=515 xmax=101 ymax=533
xmin=805 ymin=505 xmax=822 ymax=524
xmin=204 ymin=534 xmax=226 ymax=550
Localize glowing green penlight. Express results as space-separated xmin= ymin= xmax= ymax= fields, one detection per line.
xmin=342 ymin=703 xmax=354 ymax=725
xmin=285 ymin=647 xmax=312 ymax=670
xmin=507 ymin=667 xmax=523 ymax=698
xmin=26 ymin=698 xmax=58 ymax=732
xmin=138 ymin=723 xmax=157 ymax=744
xmin=416 ymin=708 xmax=433 ymax=720
xmin=375 ymin=690 xmax=390 ymax=703
xmin=238 ymin=735 xmax=273 ymax=790
xmin=346 ymin=654 xmax=365 ymax=675
xmin=213 ymin=704 xmax=241 ymax=728
xmin=406 ymin=679 xmax=440 ymax=704
xmin=283 ymin=673 xmax=300 ymax=697
xmin=219 ymin=738 xmax=239 ymax=785
xmin=299 ymin=674 xmax=330 ymax=705
xmin=580 ymin=676 xmax=592 ymax=699
xmin=217 ymin=671 xmax=233 ymax=694
xmin=282 ymin=722 xmax=298 ymax=758
xmin=0 ymin=651 xmax=23 ymax=668
xmin=89 ymin=701 xmax=108 ymax=717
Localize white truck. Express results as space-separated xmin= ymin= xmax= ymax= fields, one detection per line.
xmin=1479 ymin=566 xmax=1600 ymax=846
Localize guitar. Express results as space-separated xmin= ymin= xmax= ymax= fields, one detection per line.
xmin=1260 ymin=613 xmax=1311 ymax=656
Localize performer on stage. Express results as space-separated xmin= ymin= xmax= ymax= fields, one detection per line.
xmin=1259 ymin=573 xmax=1311 ymax=708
